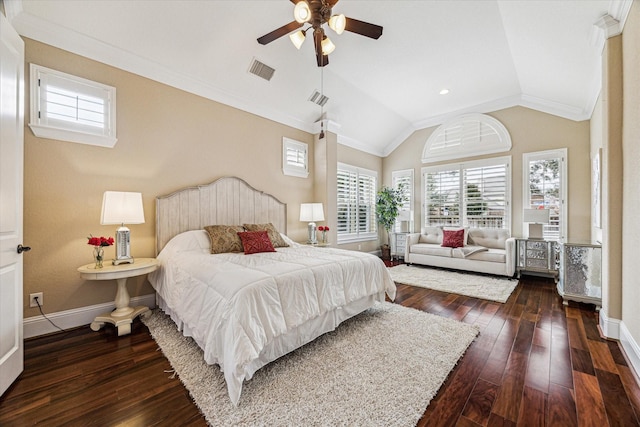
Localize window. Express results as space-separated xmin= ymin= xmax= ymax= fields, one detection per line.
xmin=337 ymin=163 xmax=377 ymax=243
xmin=282 ymin=137 xmax=309 ymax=178
xmin=523 ymin=149 xmax=567 ymax=241
xmin=423 ymin=156 xmax=511 ymax=230
xmin=392 ymin=169 xmax=413 ymax=232
xmin=29 ymin=64 xmax=117 ymax=147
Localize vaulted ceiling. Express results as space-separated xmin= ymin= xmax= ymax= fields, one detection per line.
xmin=5 ymin=0 xmax=630 ymax=156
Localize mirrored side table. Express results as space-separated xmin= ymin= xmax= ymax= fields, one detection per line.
xmin=557 ymin=241 xmax=601 ymax=309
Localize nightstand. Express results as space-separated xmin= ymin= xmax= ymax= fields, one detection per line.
xmin=78 ymin=258 xmax=158 ymax=336
xmin=515 ymin=238 xmax=559 ymax=281
xmin=391 ymin=232 xmax=408 ymax=260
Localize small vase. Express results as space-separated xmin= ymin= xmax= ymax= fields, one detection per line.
xmin=93 ymin=246 xmax=104 ymax=268
xmin=322 ymin=230 xmax=327 ymax=244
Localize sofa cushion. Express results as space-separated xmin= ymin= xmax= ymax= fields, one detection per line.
xmin=442 ymin=229 xmax=465 ymax=248
xmin=419 ymin=227 xmax=442 ymax=244
xmin=468 ymin=228 xmax=510 ymax=250
xmin=410 ymin=243 xmax=453 ymax=257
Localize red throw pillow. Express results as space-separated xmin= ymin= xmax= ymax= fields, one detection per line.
xmin=237 ymin=230 xmax=276 ymax=254
xmin=441 ymin=229 xmax=465 ymax=248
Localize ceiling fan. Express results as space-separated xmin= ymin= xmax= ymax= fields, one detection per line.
xmin=257 ymin=0 xmax=383 ymax=67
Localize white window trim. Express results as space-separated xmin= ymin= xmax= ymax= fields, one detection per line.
xmin=337 ymin=163 xmax=378 ymax=244
xmin=282 ymin=137 xmax=309 ymax=178
xmin=29 ymin=64 xmax=117 ymax=148
xmin=522 ymin=149 xmax=567 ymax=241
xmin=421 ymin=156 xmax=512 ymax=231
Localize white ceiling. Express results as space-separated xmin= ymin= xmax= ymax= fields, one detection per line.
xmin=5 ymin=0 xmax=630 ymax=156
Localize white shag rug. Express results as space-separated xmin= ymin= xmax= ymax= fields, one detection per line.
xmin=388 ymin=264 xmax=518 ymax=303
xmin=143 ymin=302 xmax=478 ymax=426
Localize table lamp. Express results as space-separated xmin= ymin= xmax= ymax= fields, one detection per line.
xmin=300 ymin=203 xmax=324 ymax=244
xmin=101 ymin=191 xmax=145 ymax=265
xmin=523 ymin=208 xmax=550 ymax=240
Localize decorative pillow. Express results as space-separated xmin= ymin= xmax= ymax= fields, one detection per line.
xmin=443 ymin=226 xmax=469 ymax=246
xmin=242 ymin=223 xmax=289 ymax=248
xmin=441 ymin=229 xmax=465 ymax=248
xmin=203 ymin=225 xmax=245 ymax=254
xmin=237 ymin=230 xmax=276 ymax=255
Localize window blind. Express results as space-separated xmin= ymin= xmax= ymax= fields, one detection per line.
xmin=337 ymin=164 xmax=377 ymax=242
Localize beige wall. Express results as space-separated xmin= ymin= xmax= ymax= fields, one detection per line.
xmin=621 ymin=1 xmax=640 ymax=349
xmin=383 ymin=106 xmax=592 ymax=240
xmin=23 ymin=38 xmax=315 ymax=316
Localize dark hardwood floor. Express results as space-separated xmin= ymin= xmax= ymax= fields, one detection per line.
xmin=1 ymin=273 xmax=639 ymax=426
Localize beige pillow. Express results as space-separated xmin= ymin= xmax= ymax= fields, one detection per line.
xmin=242 ymin=223 xmax=289 ymax=248
xmin=204 ymin=225 xmax=245 ymax=254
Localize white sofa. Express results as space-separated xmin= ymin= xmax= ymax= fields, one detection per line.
xmin=404 ymin=227 xmax=516 ymax=277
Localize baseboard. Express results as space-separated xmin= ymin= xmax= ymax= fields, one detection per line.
xmin=599 ymin=309 xmax=621 ymax=339
xmin=23 ymin=294 xmax=156 ymax=339
xmin=620 ymin=321 xmax=640 ymax=380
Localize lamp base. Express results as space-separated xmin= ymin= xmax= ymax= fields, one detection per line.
xmin=112 ymin=257 xmax=134 ymax=265
xmin=307 ymin=221 xmax=318 ymax=245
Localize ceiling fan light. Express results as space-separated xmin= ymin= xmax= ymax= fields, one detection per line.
xmin=294 ymin=1 xmax=311 ymax=23
xmin=289 ymin=30 xmax=306 ymax=49
xmin=328 ymin=14 xmax=346 ymax=35
xmin=321 ymin=36 xmax=336 ymax=55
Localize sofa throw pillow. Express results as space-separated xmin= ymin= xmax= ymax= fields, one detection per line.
xmin=204 ymin=225 xmax=245 ymax=254
xmin=441 ymin=229 xmax=465 ymax=248
xmin=237 ymin=230 xmax=276 ymax=254
xmin=443 ymin=226 xmax=469 ymax=246
xmin=243 ymin=223 xmax=289 ymax=248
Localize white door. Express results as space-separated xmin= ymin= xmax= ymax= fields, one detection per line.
xmin=0 ymin=12 xmax=25 ymax=396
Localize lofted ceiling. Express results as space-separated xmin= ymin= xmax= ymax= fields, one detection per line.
xmin=5 ymin=0 xmax=630 ymax=156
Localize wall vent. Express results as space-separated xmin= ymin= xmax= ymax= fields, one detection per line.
xmin=308 ymin=90 xmax=329 ymax=107
xmin=248 ymin=59 xmax=275 ymax=81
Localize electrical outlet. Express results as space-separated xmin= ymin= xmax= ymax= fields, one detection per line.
xmin=29 ymin=292 xmax=43 ymax=308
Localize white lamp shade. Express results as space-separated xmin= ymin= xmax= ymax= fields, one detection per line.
xmin=328 ymin=14 xmax=346 ymax=35
xmin=293 ymin=1 xmax=311 ymax=23
xmin=101 ymin=191 xmax=145 ymax=225
xmin=398 ymin=210 xmax=412 ymax=221
xmin=289 ymin=30 xmax=306 ymax=49
xmin=321 ymin=36 xmax=336 ymax=55
xmin=523 ymin=208 xmax=550 ymax=224
xmin=300 ymin=203 xmax=325 ymax=222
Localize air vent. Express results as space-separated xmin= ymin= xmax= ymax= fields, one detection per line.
xmin=308 ymin=90 xmax=329 ymax=107
xmin=248 ymin=59 xmax=275 ymax=81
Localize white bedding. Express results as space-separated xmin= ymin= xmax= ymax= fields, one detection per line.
xmin=148 ymin=230 xmax=396 ymax=405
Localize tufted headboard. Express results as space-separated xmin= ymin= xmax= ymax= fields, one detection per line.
xmin=155 ymin=176 xmax=287 ymax=255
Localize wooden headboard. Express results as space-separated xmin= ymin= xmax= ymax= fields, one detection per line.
xmin=155 ymin=176 xmax=287 ymax=255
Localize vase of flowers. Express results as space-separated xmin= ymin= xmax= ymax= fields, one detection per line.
xmin=318 ymin=226 xmax=329 ymax=244
xmin=87 ymin=235 xmax=114 ymax=268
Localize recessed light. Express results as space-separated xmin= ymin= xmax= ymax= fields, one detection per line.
xmin=439 ymin=89 xmax=450 ymax=95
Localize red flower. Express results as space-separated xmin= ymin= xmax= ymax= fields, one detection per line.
xmin=318 ymin=226 xmax=324 ymax=231
xmin=324 ymin=226 xmax=329 ymax=231
xmin=87 ymin=235 xmax=114 ymax=247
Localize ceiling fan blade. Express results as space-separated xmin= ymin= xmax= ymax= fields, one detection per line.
xmin=257 ymin=21 xmax=303 ymax=45
xmin=326 ymin=0 xmax=340 ymax=6
xmin=344 ymin=17 xmax=383 ymax=39
xmin=314 ymin=28 xmax=329 ymax=67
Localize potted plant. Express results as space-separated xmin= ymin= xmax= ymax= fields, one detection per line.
xmin=376 ymin=184 xmax=407 ymax=260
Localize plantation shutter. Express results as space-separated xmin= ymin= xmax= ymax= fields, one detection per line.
xmin=337 ymin=163 xmax=377 ymax=243
xmin=392 ymin=170 xmax=413 ymax=231
xmin=424 ymin=168 xmax=461 ymax=227
xmin=282 ymin=138 xmax=309 ymax=178
xmin=463 ymin=163 xmax=508 ymax=229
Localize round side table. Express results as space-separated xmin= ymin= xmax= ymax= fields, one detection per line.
xmin=78 ymin=258 xmax=158 ymax=336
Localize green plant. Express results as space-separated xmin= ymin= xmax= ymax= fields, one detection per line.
xmin=376 ymin=184 xmax=407 ymax=246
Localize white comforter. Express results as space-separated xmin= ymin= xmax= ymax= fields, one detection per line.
xmin=148 ymin=231 xmax=396 ymax=405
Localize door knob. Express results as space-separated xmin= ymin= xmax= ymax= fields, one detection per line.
xmin=17 ymin=244 xmax=31 ymax=254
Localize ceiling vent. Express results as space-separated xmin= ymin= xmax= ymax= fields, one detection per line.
xmin=248 ymin=59 xmax=275 ymax=81
xmin=308 ymin=90 xmax=329 ymax=107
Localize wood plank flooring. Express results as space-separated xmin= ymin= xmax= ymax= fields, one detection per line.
xmin=1 ymin=274 xmax=639 ymax=426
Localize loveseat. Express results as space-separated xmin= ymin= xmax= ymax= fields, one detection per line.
xmin=404 ymin=227 xmax=516 ymax=277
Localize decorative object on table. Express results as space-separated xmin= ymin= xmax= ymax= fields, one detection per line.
xmin=375 ymin=184 xmax=407 ymax=260
xmin=523 ymin=208 xmax=550 ymax=240
xmin=318 ymin=225 xmax=329 ymax=243
xmin=100 ymin=191 xmax=145 ymax=265
xmin=87 ymin=235 xmax=114 ymax=268
xmin=300 ymin=202 xmax=324 ymax=244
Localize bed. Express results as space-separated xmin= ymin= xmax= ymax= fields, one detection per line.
xmin=148 ymin=176 xmax=396 ymax=406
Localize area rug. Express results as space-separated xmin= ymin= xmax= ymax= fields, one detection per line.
xmin=143 ymin=302 xmax=478 ymax=426
xmin=388 ymin=264 xmax=517 ymax=303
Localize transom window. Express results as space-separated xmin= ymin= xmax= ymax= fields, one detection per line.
xmin=29 ymin=64 xmax=117 ymax=147
xmin=337 ymin=163 xmax=377 ymax=243
xmin=422 ymin=156 xmax=511 ymax=230
xmin=282 ymin=138 xmax=309 ymax=178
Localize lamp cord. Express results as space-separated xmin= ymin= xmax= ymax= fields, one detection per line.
xmin=34 ymin=297 xmax=66 ymax=333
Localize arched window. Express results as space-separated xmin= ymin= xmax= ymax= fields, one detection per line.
xmin=422 ymin=113 xmax=511 ymax=164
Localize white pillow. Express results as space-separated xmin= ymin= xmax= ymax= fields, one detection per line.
xmin=158 ymin=230 xmax=211 ymax=259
